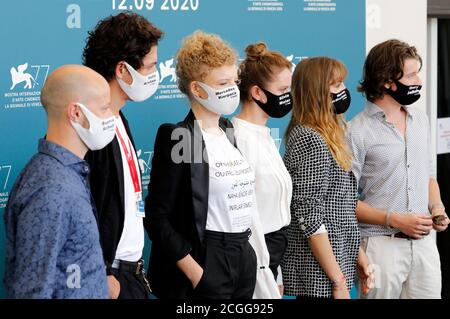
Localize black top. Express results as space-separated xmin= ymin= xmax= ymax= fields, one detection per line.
xmin=85 ymin=112 xmax=137 ymax=275
xmin=144 ymin=110 xmax=235 ymax=299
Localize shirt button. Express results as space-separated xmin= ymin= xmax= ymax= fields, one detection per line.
xmin=299 ymin=217 xmax=305 ymax=223
xmin=407 ymin=164 xmax=410 ymax=168
xmin=408 ymin=187 xmax=412 ymax=191
xmin=300 ymin=225 xmax=306 ymax=231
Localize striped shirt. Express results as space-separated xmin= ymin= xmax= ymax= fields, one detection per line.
xmin=347 ymin=101 xmax=435 ymax=238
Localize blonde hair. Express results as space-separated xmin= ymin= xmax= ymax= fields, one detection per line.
xmin=285 ymin=57 xmax=352 ymax=171
xmin=175 ymin=30 xmax=238 ymax=96
xmin=238 ymin=42 xmax=292 ymax=102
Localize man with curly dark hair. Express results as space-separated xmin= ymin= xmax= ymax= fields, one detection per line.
xmin=82 ymin=11 xmax=163 ymax=299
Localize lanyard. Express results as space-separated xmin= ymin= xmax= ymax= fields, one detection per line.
xmin=116 ymin=127 xmax=141 ymax=195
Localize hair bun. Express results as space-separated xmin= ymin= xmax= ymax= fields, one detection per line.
xmin=245 ymin=42 xmax=268 ymax=61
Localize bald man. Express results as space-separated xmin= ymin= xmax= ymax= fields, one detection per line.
xmin=4 ymin=65 xmax=115 ymax=298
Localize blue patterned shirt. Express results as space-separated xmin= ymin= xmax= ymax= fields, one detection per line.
xmin=4 ymin=139 xmax=108 ymax=298
xmin=347 ymin=102 xmax=435 ymax=238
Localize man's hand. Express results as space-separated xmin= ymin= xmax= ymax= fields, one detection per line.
xmin=107 ymin=275 xmax=121 ymax=299
xmin=431 ymin=205 xmax=449 ymax=232
xmin=390 ymin=213 xmax=433 ymax=239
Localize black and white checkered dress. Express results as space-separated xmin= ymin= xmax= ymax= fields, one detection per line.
xmin=281 ymin=124 xmax=360 ymax=297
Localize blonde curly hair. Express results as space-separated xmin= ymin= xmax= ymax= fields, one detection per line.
xmin=176 ymin=30 xmax=238 ymax=96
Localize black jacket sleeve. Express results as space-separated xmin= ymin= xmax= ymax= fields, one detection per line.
xmin=144 ymin=123 xmax=192 ymax=263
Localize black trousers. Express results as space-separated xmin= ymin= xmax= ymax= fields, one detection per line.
xmin=191 ymin=230 xmax=257 ymax=299
xmin=264 ymin=226 xmax=288 ymax=281
xmin=111 ymin=259 xmax=154 ymax=299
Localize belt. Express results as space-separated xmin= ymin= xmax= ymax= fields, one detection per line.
xmin=111 ymin=258 xmax=153 ymax=293
xmin=204 ymin=228 xmax=252 ymax=242
xmin=112 ymin=259 xmax=145 ymax=274
xmin=385 ymin=232 xmax=418 ymax=240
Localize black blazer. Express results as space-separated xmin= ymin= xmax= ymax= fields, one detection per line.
xmin=144 ymin=110 xmax=236 ymax=299
xmin=85 ymin=112 xmax=137 ymax=275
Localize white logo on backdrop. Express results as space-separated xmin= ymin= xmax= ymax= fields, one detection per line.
xmin=155 ymin=57 xmax=184 ymax=100
xmin=0 ymin=165 xmax=12 ymax=209
xmin=286 ymin=55 xmax=297 ymax=71
xmin=137 ymin=149 xmax=153 ymax=188
xmin=159 ymin=58 xmax=177 ymax=83
xmin=248 ymin=0 xmax=285 ymax=12
xmin=10 ymin=63 xmax=38 ymax=90
xmin=286 ymin=54 xmax=308 ymax=72
xmin=137 ymin=149 xmax=153 ymax=174
xmin=4 ymin=63 xmax=50 ymax=109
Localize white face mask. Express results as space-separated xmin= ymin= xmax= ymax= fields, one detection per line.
xmin=192 ymin=82 xmax=240 ymax=115
xmin=117 ymin=61 xmax=159 ymax=102
xmin=71 ymin=102 xmax=116 ymax=151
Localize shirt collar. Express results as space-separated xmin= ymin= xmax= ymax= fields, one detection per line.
xmin=365 ymin=101 xmax=414 ymax=120
xmin=38 ymin=139 xmax=89 ymax=175
xmin=232 ymin=117 xmax=271 ymax=135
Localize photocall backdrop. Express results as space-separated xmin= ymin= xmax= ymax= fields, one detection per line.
xmin=0 ymin=0 xmax=365 ymax=298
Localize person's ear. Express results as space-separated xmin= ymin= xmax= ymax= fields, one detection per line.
xmin=115 ymin=62 xmax=123 ymax=79
xmin=115 ymin=62 xmax=127 ymax=80
xmin=250 ymin=85 xmax=267 ymax=104
xmin=68 ymin=102 xmax=80 ymax=122
xmin=116 ymin=61 xmax=133 ymax=85
xmin=385 ymin=80 xmax=396 ymax=92
xmin=190 ymin=81 xmax=208 ymax=99
xmin=68 ymin=103 xmax=89 ymax=129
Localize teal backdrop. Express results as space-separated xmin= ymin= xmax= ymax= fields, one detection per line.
xmin=0 ymin=0 xmax=365 ymax=298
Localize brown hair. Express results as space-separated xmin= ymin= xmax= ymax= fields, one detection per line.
xmin=175 ymin=31 xmax=238 ymax=97
xmin=83 ymin=11 xmax=163 ymax=81
xmin=358 ymin=39 xmax=422 ymax=102
xmin=238 ymin=42 xmax=292 ymax=102
xmin=285 ymin=57 xmax=352 ymax=171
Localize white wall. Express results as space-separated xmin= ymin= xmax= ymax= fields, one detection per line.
xmin=365 ymin=0 xmax=428 ymax=113
xmin=427 ymin=18 xmax=438 ymax=159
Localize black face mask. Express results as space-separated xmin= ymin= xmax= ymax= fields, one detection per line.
xmin=387 ymin=80 xmax=422 ymax=106
xmin=252 ymin=87 xmax=292 ymax=118
xmin=331 ymin=88 xmax=351 ymax=114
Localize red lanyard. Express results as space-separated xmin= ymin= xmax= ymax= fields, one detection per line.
xmin=116 ymin=127 xmax=141 ymax=195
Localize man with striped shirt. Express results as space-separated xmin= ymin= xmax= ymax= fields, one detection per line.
xmin=348 ymin=39 xmax=449 ymax=299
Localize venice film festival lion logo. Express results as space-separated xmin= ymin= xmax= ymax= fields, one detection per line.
xmin=9 ymin=63 xmax=50 ymax=91
xmin=10 ymin=63 xmax=38 ymax=90
xmin=158 ymin=57 xmax=177 ymax=83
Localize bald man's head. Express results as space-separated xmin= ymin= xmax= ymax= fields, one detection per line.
xmin=41 ymin=64 xmax=110 ymax=119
